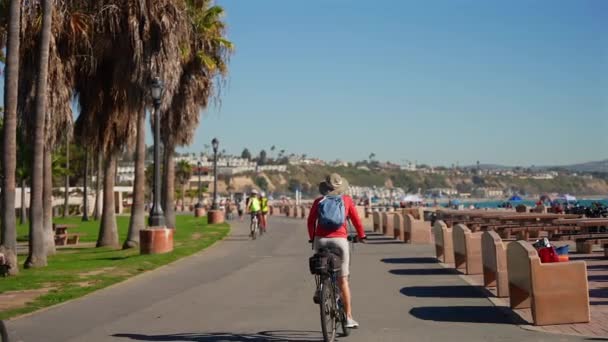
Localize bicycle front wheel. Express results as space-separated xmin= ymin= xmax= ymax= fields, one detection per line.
xmin=319 ymin=277 xmax=336 ymax=342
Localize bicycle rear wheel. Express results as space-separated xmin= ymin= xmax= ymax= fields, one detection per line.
xmin=251 ymin=221 xmax=257 ymax=240
xmin=319 ymin=277 xmax=336 ymax=342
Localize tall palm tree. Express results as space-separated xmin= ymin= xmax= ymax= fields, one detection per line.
xmin=25 ymin=0 xmax=54 ymax=268
xmin=82 ymin=150 xmax=89 ymax=221
xmin=93 ymin=154 xmax=101 ymax=220
xmin=73 ymin=0 xmax=193 ymax=243
xmin=159 ymin=0 xmax=233 ymax=228
xmin=0 ymin=0 xmax=22 ymax=275
xmin=123 ymin=108 xmax=146 ymax=249
xmin=162 ymin=142 xmax=176 ymax=228
xmin=63 ymin=137 xmax=70 ymax=217
xmin=43 ymin=146 xmax=56 ymax=255
xmin=175 ymin=160 xmax=193 ymax=210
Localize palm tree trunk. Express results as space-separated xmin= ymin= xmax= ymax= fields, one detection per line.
xmin=0 ymin=0 xmax=21 ymax=275
xmin=43 ymin=146 xmax=56 ymax=256
xmin=97 ymin=152 xmax=119 ymax=248
xmin=82 ymin=151 xmax=89 ymax=221
xmin=162 ymin=141 xmax=176 ymax=229
xmin=63 ymin=138 xmax=70 ymax=217
xmin=181 ymin=183 xmax=186 ymax=212
xmin=124 ymin=109 xmax=146 ymax=249
xmin=25 ymin=0 xmax=53 ymax=268
xmin=19 ymin=178 xmax=27 ymax=226
xmin=93 ymin=153 xmax=102 ymax=220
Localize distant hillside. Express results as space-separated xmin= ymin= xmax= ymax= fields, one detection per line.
xmin=222 ymin=164 xmax=608 ymax=197
xmin=464 ymin=159 xmax=608 ymax=173
xmin=557 ymin=159 xmax=608 ymax=173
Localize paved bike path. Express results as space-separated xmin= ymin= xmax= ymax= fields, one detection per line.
xmin=7 ymin=217 xmax=586 ymax=341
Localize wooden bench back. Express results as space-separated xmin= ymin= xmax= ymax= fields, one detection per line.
xmin=433 ymin=220 xmax=454 ymax=263
xmin=482 ymin=231 xmax=507 ymax=274
xmin=507 ymin=240 xmax=536 ymax=308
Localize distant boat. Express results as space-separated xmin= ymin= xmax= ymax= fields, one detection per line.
xmin=509 ymin=195 xmax=523 ymax=202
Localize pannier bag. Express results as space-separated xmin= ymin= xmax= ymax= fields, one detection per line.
xmin=309 ymin=248 xmax=342 ymax=275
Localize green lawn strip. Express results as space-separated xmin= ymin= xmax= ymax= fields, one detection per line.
xmin=1 ymin=215 xmax=228 ymax=320
xmin=17 ymin=216 xmax=132 ymax=243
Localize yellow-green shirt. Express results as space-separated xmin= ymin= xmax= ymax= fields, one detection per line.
xmin=249 ymin=197 xmax=261 ymax=212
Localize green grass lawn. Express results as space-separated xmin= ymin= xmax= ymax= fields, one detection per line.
xmin=2 ymin=215 xmax=229 ymax=320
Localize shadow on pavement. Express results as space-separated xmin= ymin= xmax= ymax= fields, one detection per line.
xmin=409 ymin=306 xmax=526 ymax=324
xmin=382 ymin=257 xmax=438 ymax=264
xmin=366 ymin=241 xmax=404 ymax=245
xmin=400 ymin=285 xmax=487 ymax=298
xmin=113 ymin=330 xmax=324 ymax=341
xmin=390 ymin=268 xmax=458 ymax=276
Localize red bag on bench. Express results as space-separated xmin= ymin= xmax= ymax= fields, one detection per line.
xmin=538 ymin=246 xmax=560 ymax=263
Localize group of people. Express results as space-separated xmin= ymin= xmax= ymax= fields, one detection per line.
xmin=243 ymin=189 xmax=269 ymax=234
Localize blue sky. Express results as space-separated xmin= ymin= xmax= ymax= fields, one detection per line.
xmin=180 ymin=0 xmax=607 ymax=167
xmin=2 ymin=1 xmax=605 ymax=167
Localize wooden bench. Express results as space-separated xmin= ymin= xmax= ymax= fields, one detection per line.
xmin=481 ymin=231 xmax=510 ymax=298
xmin=382 ymin=212 xmax=395 ymax=238
xmin=453 ymin=224 xmax=482 ymax=275
xmin=507 ymin=240 xmax=589 ymax=326
xmin=432 ymin=221 xmax=454 ymax=264
xmin=393 ymin=212 xmax=405 ymax=241
xmin=404 ymin=214 xmax=432 ymax=244
xmin=402 ymin=207 xmax=424 ymax=221
xmin=373 ymin=212 xmax=382 ymax=233
xmin=54 ymin=233 xmax=85 ymax=246
xmin=575 ymin=237 xmax=608 ymax=254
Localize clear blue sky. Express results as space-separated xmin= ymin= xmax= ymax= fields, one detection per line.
xmin=181 ymin=0 xmax=607 ymax=167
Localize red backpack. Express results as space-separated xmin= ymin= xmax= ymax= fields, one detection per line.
xmin=538 ymin=246 xmax=560 ymax=263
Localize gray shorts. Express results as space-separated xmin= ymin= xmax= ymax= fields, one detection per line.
xmin=314 ymin=237 xmax=350 ymax=277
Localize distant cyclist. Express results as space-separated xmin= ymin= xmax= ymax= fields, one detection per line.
xmin=260 ymin=192 xmax=269 ymax=232
xmin=247 ymin=189 xmax=262 ymax=236
xmin=307 ymin=173 xmax=367 ymax=328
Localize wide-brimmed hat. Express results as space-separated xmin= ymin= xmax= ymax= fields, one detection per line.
xmin=319 ymin=173 xmax=349 ymax=196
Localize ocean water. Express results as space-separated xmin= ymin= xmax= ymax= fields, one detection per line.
xmin=441 ymin=199 xmax=608 ymax=209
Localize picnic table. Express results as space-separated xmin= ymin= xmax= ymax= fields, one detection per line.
xmin=52 ymin=223 xmax=83 ymax=246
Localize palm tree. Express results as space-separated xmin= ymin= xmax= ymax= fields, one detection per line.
xmin=82 ymin=150 xmax=89 ymax=221
xmin=158 ymin=0 xmax=233 ymax=228
xmin=93 ymin=154 xmax=101 ymax=220
xmin=63 ymin=137 xmax=70 ymax=217
xmin=25 ymin=0 xmax=53 ymax=268
xmin=0 ymin=0 xmax=21 ymax=275
xmin=43 ymin=146 xmax=55 ymax=255
xmin=175 ymin=160 xmax=193 ymax=210
xmin=123 ymin=108 xmax=146 ymax=249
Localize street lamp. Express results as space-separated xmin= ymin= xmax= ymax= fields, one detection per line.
xmin=149 ymin=76 xmax=165 ymax=227
xmin=212 ymin=138 xmax=219 ymax=210
xmin=196 ymin=161 xmax=202 ymax=209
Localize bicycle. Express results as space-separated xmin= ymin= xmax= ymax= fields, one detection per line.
xmin=250 ymin=213 xmax=259 ymax=240
xmin=309 ymin=234 xmax=362 ymax=342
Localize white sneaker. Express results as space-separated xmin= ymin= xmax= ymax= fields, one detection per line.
xmin=346 ymin=318 xmax=359 ymax=328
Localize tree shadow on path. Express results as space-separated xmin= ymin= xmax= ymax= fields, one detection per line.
xmin=390 ymin=268 xmax=458 ymax=276
xmin=400 ymin=285 xmax=487 ymax=298
xmin=410 ymin=306 xmax=527 ymax=325
xmin=113 ymin=330 xmax=325 ymax=342
xmin=382 ymin=257 xmax=438 ymax=264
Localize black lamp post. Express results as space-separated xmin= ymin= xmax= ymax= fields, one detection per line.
xmin=149 ymin=77 xmax=165 ymax=227
xmin=195 ymin=161 xmax=202 ymax=209
xmin=212 ymin=138 xmax=219 ymax=210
